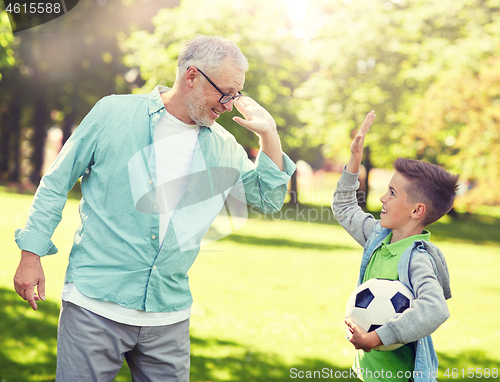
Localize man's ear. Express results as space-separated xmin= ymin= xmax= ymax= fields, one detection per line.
xmin=186 ymin=67 xmax=197 ymax=88
xmin=411 ymin=203 xmax=426 ymax=220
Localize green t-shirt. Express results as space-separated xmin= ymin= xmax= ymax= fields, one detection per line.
xmin=354 ymin=230 xmax=431 ymax=382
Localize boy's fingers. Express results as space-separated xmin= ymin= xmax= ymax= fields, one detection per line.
xmin=357 ymin=134 xmax=366 ymax=148
xmin=359 ymin=110 xmax=376 ymax=136
xmin=351 ymin=135 xmax=361 ymax=147
xmin=350 ymin=134 xmax=366 ymax=155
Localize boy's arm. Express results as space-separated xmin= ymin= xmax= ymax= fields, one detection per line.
xmin=375 ymin=252 xmax=450 ymax=346
xmin=332 ymin=111 xmax=378 ymax=247
xmin=346 ymin=111 xmax=375 ymax=175
xmin=346 ymin=252 xmax=450 ymax=351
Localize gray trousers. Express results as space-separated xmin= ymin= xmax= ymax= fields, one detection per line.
xmin=56 ymin=301 xmax=190 ymax=382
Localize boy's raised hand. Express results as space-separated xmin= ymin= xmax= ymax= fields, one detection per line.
xmin=346 ymin=110 xmax=376 ymax=174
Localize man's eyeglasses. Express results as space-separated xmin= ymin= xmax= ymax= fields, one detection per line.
xmin=188 ymin=66 xmax=242 ymax=105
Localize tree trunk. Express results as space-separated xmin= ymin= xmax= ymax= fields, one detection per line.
xmin=31 ymin=97 xmax=49 ymax=186
xmin=8 ymin=95 xmax=22 ymax=183
xmin=357 ymin=145 xmax=372 ymax=211
xmin=0 ymin=91 xmax=22 ymax=183
xmin=0 ymin=101 xmax=10 ymax=182
xmin=286 ymin=150 xmax=299 ymax=204
xmin=289 ymin=170 xmax=298 ymax=204
xmin=62 ymin=98 xmax=78 ymax=145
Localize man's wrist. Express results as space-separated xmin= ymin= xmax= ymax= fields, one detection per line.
xmin=258 ymin=128 xmax=279 ymax=141
xmin=21 ymin=250 xmax=41 ymax=260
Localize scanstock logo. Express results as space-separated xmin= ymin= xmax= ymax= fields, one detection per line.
xmin=4 ymin=0 xmax=79 ymax=33
xmin=128 ymin=138 xmax=248 ymax=252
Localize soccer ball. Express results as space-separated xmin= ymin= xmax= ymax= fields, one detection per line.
xmin=345 ymin=278 xmax=414 ymax=351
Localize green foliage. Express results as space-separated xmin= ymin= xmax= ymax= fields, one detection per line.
xmin=0 ymin=13 xmax=16 ymax=73
xmin=410 ymin=57 xmax=500 ymax=209
xmin=296 ymin=0 xmax=500 ymax=169
xmin=121 ymin=0 xmax=320 ymax=162
xmin=0 ymin=0 xmax=174 ymax=184
xmin=2 ymin=0 xmax=500 ymax=202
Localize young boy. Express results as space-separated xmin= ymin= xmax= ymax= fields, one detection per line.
xmin=332 ymin=111 xmax=458 ymax=382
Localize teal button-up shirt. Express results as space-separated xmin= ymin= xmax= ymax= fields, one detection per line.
xmin=15 ymin=86 xmax=296 ymax=313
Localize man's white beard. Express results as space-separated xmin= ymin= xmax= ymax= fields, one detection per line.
xmin=185 ymin=86 xmax=215 ymax=127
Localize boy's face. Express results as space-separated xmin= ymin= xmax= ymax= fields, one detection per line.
xmin=379 ymin=172 xmax=418 ymax=230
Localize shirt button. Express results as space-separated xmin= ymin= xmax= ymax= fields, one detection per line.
xmin=149 ymin=180 xmax=153 ymax=184
xmin=153 ymin=205 xmax=158 ymax=210
xmin=152 ymin=235 xmax=156 ymax=240
xmin=153 ymin=265 xmax=157 ymax=270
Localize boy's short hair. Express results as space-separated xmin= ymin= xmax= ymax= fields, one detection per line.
xmin=394 ymin=158 xmax=459 ymax=226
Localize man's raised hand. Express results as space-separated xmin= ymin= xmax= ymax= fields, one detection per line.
xmin=233 ymin=96 xmax=284 ymax=171
xmin=232 ymin=96 xmax=277 ymax=137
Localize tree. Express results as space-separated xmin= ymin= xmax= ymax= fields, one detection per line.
xmin=0 ymin=12 xmax=16 ymax=71
xmin=0 ymin=0 xmax=179 ymax=186
xmin=410 ymin=57 xmax=500 ymax=210
xmin=121 ymin=0 xmax=322 ymax=202
xmin=295 ymin=0 xmax=500 ymax=208
xmin=0 ymin=11 xmax=22 ymax=184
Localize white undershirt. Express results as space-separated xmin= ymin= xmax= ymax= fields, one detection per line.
xmin=154 ymin=111 xmax=200 ymax=244
xmin=62 ymin=110 xmax=200 ymax=326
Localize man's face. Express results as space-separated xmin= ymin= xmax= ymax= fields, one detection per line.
xmin=185 ymin=60 xmax=245 ymax=127
xmin=379 ymin=172 xmax=416 ymax=230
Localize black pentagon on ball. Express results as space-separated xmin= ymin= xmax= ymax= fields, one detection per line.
xmin=355 ymin=288 xmax=375 ymax=309
xmin=391 ymin=292 xmax=411 ymax=313
xmin=368 ymin=324 xmax=382 ymax=332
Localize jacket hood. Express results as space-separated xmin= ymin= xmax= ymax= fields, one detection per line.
xmin=420 ymin=240 xmax=452 ymax=300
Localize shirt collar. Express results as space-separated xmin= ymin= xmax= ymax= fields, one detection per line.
xmin=148 ymin=85 xmax=169 ymax=115
xmin=383 ymin=230 xmax=431 ymax=257
xmin=147 ymin=85 xmax=213 ymax=131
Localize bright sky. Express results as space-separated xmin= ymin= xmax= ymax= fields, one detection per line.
xmin=285 ymin=0 xmax=311 ymax=23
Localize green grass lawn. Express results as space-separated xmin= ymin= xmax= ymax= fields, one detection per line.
xmin=1 ymin=190 xmax=499 ymax=381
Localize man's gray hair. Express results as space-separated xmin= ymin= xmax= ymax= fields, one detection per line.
xmin=177 ymin=35 xmax=249 ymax=74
